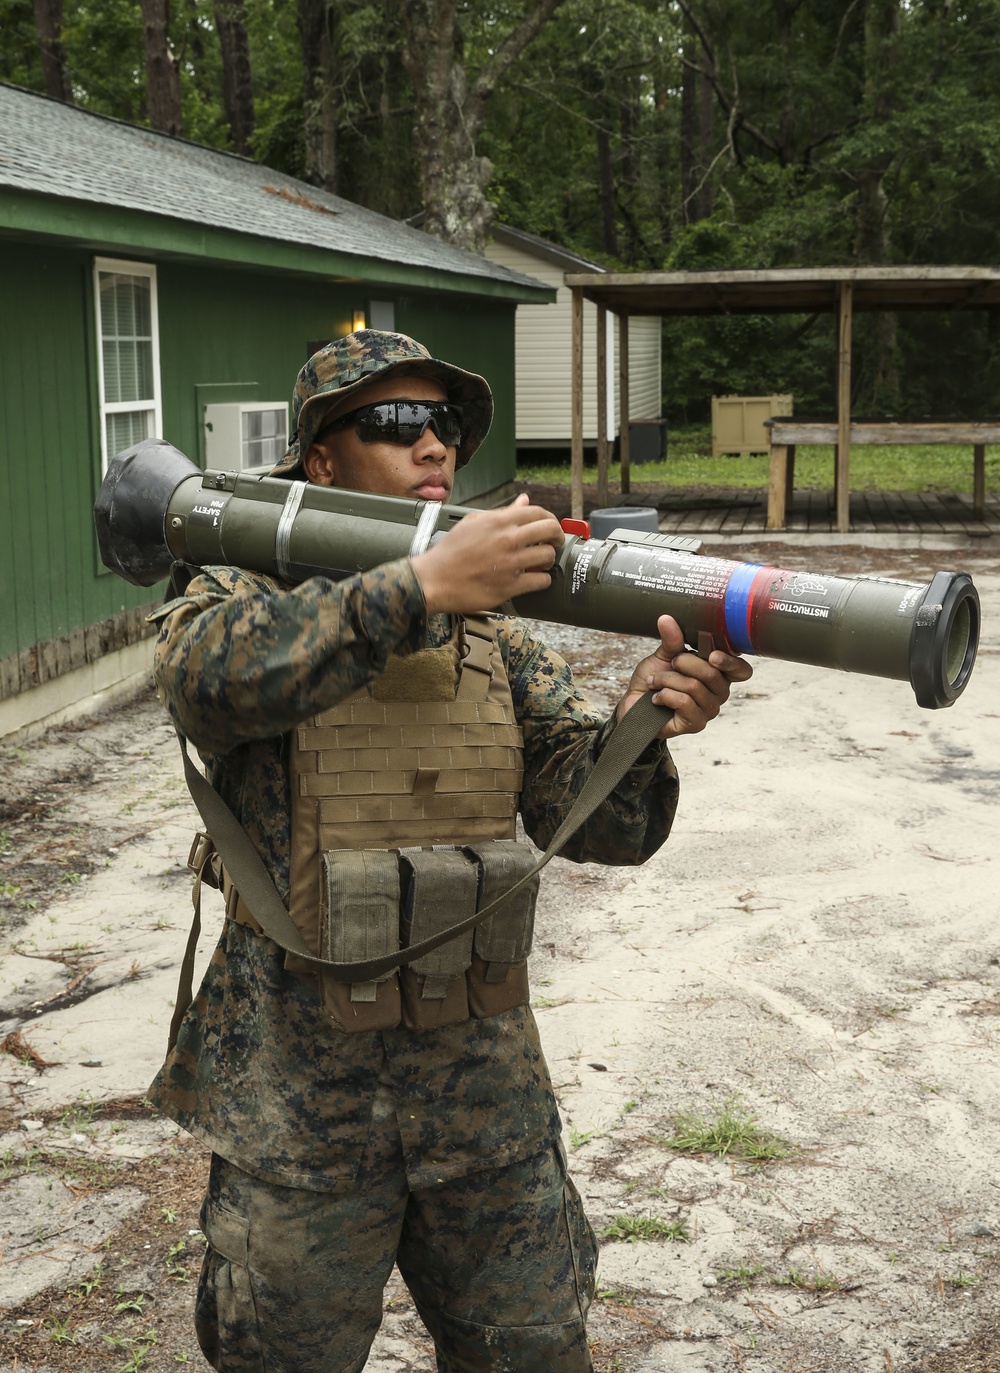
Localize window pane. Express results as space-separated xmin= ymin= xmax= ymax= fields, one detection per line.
xmin=241 ymin=408 xmax=287 ymax=467
xmin=102 ymin=339 xmax=121 ymax=404
xmin=100 ymin=273 xmax=154 ymax=405
xmin=106 ymin=409 xmax=152 ymax=457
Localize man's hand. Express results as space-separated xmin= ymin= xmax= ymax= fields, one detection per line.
xmin=412 ymin=493 xmax=565 ymax=615
xmin=616 ymin=614 xmax=753 ymax=740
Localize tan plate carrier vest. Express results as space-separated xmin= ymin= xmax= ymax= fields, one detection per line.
xmin=276 ymin=614 xmax=540 ymax=1034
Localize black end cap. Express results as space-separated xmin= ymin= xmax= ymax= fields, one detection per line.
xmin=94 ymin=439 xmax=199 ymax=586
xmin=908 ymin=571 xmax=980 ymax=708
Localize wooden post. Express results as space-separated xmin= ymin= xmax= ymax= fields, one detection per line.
xmin=619 ymin=311 xmax=630 ymax=495
xmin=973 ymin=443 xmax=986 ymax=521
xmin=596 ymin=303 xmax=608 ymax=509
xmin=767 ymin=444 xmax=794 ymax=530
xmin=836 ymin=281 xmax=853 ymax=534
xmin=571 ymin=287 xmax=584 ymax=521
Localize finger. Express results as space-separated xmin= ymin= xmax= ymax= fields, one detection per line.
xmin=655 ymin=614 xmax=686 ymax=660
xmin=518 ymin=541 xmax=559 ymax=572
xmin=647 ymin=669 xmax=729 ymax=714
xmin=488 ymin=507 xmax=565 ymax=550
xmin=652 ymin=686 xmax=717 ymax=735
xmin=708 ymin=651 xmax=754 ymax=682
xmin=662 ymin=652 xmax=729 ymax=689
xmin=513 ymin=570 xmax=554 ymax=596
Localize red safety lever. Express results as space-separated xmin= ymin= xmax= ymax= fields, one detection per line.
xmin=560 ymin=519 xmax=591 ymax=538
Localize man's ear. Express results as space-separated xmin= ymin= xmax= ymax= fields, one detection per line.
xmin=303 ymin=441 xmax=336 ymax=486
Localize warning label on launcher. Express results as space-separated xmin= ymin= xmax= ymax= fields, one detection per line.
xmin=603 ymin=554 xmax=733 ymax=601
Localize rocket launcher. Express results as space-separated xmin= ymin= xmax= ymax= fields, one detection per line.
xmin=95 ymin=438 xmax=980 ymax=710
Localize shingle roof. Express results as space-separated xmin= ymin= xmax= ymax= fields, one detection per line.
xmin=0 ymin=83 xmax=548 ymax=294
xmin=492 ymin=223 xmax=606 ymax=273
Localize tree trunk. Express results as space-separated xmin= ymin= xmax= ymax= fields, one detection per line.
xmin=214 ymin=0 xmax=255 ymax=155
xmin=298 ymin=0 xmax=337 ymax=190
xmin=33 ymin=0 xmax=73 ymax=103
xmin=855 ymin=0 xmax=900 ymax=411
xmin=399 ymin=0 xmax=567 ymax=251
xmin=652 ymin=61 xmax=673 ymax=252
xmin=596 ymin=123 xmax=619 ymax=258
xmin=680 ymin=17 xmax=712 ymax=224
xmin=697 ymin=57 xmax=713 ymax=220
xmin=140 ymin=0 xmax=182 ymax=136
xmin=619 ymin=76 xmax=641 ymax=264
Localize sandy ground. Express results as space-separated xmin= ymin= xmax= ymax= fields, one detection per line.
xmin=0 ymin=535 xmax=998 ymax=1373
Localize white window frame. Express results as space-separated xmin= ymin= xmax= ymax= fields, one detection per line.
xmin=93 ymin=256 xmax=163 ymax=474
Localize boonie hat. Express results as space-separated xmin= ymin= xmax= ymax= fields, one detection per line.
xmin=270 ymin=329 xmax=494 ymax=477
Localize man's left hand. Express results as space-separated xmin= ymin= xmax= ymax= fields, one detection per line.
xmin=616 ymin=614 xmax=753 ymax=740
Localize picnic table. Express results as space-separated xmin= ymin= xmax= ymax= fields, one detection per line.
xmin=765 ymin=419 xmax=997 ymax=531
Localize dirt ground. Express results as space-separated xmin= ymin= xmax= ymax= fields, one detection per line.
xmin=1 ymin=526 xmax=998 ymax=1373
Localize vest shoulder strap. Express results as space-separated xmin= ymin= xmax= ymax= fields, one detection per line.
xmin=169 ymin=692 xmax=670 ymax=1044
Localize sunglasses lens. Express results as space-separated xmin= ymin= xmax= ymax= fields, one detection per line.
xmin=354 ymin=402 xmax=463 ymax=447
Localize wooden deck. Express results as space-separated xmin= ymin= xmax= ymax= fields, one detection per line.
xmin=614 ymin=486 xmax=1000 ymax=538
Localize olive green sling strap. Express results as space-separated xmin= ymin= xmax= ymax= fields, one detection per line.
xmin=169 ymin=691 xmax=670 ymax=1049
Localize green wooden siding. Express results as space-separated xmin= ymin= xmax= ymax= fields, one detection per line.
xmin=0 ymin=242 xmax=133 ymax=661
xmin=396 ymin=293 xmax=515 ymax=504
xmin=2 ymin=239 xmax=519 ymax=663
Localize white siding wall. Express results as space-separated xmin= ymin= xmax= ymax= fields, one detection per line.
xmin=484 ymin=239 xmax=661 ymax=444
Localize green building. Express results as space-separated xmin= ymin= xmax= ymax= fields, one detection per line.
xmin=0 ymin=83 xmax=552 ymax=740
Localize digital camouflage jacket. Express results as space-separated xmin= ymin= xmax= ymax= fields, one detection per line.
xmin=149 ymin=558 xmax=679 ymax=1193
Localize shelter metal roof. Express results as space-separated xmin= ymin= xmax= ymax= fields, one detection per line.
xmin=0 ymin=83 xmax=550 ymax=299
xmin=564 ymin=266 xmax=1000 ymax=315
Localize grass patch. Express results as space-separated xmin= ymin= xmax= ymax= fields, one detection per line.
xmin=657 ymin=1095 xmax=792 ymax=1162
xmin=716 ymin=1262 xmax=767 ymax=1287
xmin=776 ymin=1265 xmax=844 ymax=1293
xmin=601 ymin=1213 xmax=690 ymax=1244
xmin=518 ymin=426 xmax=1000 ymax=495
xmin=944 ymin=1269 xmax=980 ymax=1289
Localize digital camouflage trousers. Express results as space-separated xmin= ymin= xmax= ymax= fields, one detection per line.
xmin=194 ymin=1082 xmax=598 ymax=1372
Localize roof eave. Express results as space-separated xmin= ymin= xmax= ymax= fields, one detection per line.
xmin=563 ymin=266 xmax=1000 ymax=314
xmin=0 ymin=188 xmax=557 ymax=304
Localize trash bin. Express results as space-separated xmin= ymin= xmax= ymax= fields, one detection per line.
xmin=628 ymin=419 xmax=667 ymax=464
xmin=588 ymin=506 xmax=660 ymax=541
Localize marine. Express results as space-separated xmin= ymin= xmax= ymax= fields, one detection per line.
xmin=149 ymin=329 xmax=752 ymax=1371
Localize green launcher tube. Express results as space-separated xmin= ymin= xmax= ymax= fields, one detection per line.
xmin=94 ymin=439 xmax=980 ymax=710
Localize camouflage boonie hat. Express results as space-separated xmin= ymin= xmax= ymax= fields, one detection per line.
xmin=270 ymin=329 xmax=494 ymax=478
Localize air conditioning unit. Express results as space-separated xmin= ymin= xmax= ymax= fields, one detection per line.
xmin=204 ymin=401 xmax=289 ymax=472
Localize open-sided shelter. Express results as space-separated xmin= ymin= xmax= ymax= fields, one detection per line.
xmin=563 ymin=266 xmax=1000 ymax=528
xmin=0 ymin=83 xmax=553 ymax=739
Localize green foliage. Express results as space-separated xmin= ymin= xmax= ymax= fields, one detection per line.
xmin=480 ymin=0 xmax=678 ymax=265
xmin=7 ymin=0 xmax=1000 ymax=421
xmin=0 ymin=0 xmax=43 ymax=90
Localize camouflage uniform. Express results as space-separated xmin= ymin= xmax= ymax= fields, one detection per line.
xmin=149 ymin=332 xmax=680 ymax=1372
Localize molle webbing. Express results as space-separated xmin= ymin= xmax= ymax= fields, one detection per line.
xmin=287 ymin=615 xmax=521 ymax=967
xmin=295 ymin=699 xmax=521 ymax=843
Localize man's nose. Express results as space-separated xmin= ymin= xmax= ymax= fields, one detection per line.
xmin=413 ymin=421 xmax=449 ymax=460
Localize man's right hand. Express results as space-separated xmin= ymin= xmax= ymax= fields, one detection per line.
xmin=412 ymin=494 xmax=565 ymax=615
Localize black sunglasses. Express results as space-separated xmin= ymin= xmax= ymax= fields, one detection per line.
xmin=318 ymin=399 xmax=464 ymax=448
